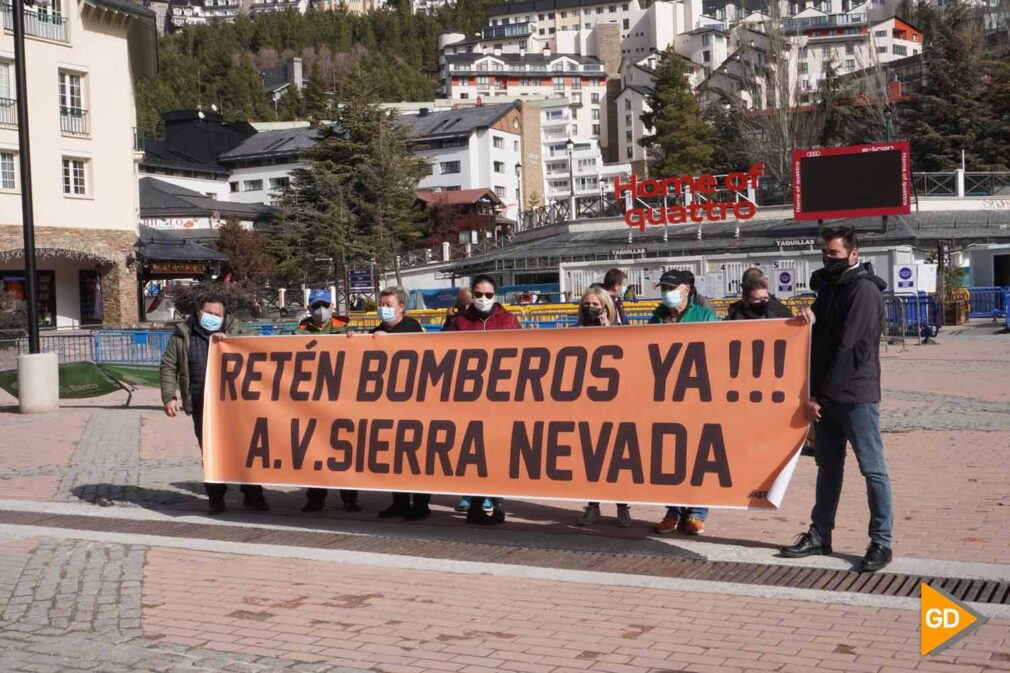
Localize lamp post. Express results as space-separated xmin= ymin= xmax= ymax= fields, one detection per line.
xmin=13 ymin=0 xmax=43 ymax=353
xmin=566 ymin=137 xmax=575 ymax=219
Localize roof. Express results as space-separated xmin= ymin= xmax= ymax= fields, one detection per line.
xmin=444 ymin=210 xmax=1010 ymax=275
xmin=218 ymin=126 xmax=322 ymax=162
xmin=415 ymin=188 xmax=506 ymax=207
xmin=488 ymin=0 xmax=617 ymax=16
xmin=398 ymin=103 xmax=516 ymax=140
xmin=135 ymin=225 xmax=228 ymax=263
xmin=85 ymin=0 xmax=156 ymax=20
xmin=623 ymin=84 xmax=654 ymax=97
xmin=445 ymin=52 xmax=603 ymax=66
xmin=140 ymin=177 xmax=276 ymax=220
xmin=142 ymin=137 xmax=230 ymax=176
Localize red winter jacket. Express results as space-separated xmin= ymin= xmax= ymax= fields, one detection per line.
xmin=448 ymin=303 xmax=521 ymax=331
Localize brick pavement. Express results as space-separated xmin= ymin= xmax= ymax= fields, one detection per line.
xmin=0 ymin=324 xmax=1008 ymax=672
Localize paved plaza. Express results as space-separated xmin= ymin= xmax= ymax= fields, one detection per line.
xmin=0 ymin=322 xmax=1009 ymax=673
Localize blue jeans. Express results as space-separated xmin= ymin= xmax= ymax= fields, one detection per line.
xmin=666 ymin=506 xmax=708 ymax=521
xmin=811 ymin=402 xmax=893 ymax=547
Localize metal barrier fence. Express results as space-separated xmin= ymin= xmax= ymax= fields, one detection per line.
xmin=967 ymin=287 xmax=1008 ymax=319
xmin=883 ymin=293 xmax=941 ymax=342
xmin=8 ymin=330 xmax=174 ymax=366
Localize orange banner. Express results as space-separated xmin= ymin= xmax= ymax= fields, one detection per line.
xmin=204 ymin=320 xmax=810 ymax=509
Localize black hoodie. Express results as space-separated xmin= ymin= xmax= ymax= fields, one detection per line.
xmin=809 ymin=261 xmax=888 ymax=404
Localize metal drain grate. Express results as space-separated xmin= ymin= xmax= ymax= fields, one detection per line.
xmin=2 ymin=510 xmax=1007 ymax=605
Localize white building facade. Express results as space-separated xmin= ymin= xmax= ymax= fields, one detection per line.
xmin=0 ymin=0 xmax=156 ymax=327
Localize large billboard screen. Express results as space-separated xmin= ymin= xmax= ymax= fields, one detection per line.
xmin=792 ymin=142 xmax=911 ymax=221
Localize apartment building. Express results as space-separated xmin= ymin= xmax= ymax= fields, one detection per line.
xmin=486 ymin=0 xmax=642 ymax=46
xmin=0 ymin=0 xmax=156 ymax=328
xmin=443 ymin=52 xmax=607 ymax=140
xmin=310 ymin=0 xmax=383 ymax=12
xmin=218 ymin=125 xmax=318 ymax=206
xmin=398 ymin=104 xmax=525 ymax=221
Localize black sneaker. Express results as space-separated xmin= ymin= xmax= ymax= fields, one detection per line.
xmin=405 ymin=505 xmax=432 ymax=522
xmin=343 ymin=501 xmax=364 ymax=513
xmin=859 ymin=542 xmax=893 ymax=572
xmin=300 ymin=501 xmax=324 ymax=513
xmin=207 ymin=498 xmax=226 ymax=516
xmin=378 ymin=505 xmax=409 ymax=519
xmin=780 ymin=531 xmax=832 ymax=558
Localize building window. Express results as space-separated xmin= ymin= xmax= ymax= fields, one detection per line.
xmin=0 ymin=151 xmax=15 ymax=190
xmin=229 ymin=181 xmax=239 ymax=192
xmin=591 ymin=92 xmax=600 ymax=104
xmin=440 ymin=161 xmax=461 ymax=174
xmin=493 ymin=136 xmax=504 ymax=149
xmin=822 ymin=46 xmax=831 ymax=57
xmin=243 ymin=179 xmax=263 ymax=191
xmin=845 ymin=59 xmax=855 ymax=69
xmin=874 ymin=29 xmax=886 ymax=37
xmin=703 ymin=50 xmax=710 ymax=62
xmin=702 ymin=34 xmax=710 ymax=46
xmin=62 ymin=158 xmax=86 ymax=196
xmin=494 ymin=161 xmax=505 ymax=173
xmin=845 ymin=43 xmax=855 ymax=55
xmin=592 ymin=124 xmax=600 ymax=135
xmin=626 ymin=146 xmax=633 ymax=158
xmin=572 ymin=78 xmax=582 ymax=90
xmin=514 ymin=140 xmax=519 ymax=151
xmin=798 ymin=62 xmax=808 ymax=73
xmin=877 ymin=46 xmax=887 ymax=53
xmin=553 ymin=76 xmax=564 ymax=91
xmin=609 ymin=4 xmax=616 ymax=11
xmin=494 ymin=185 xmax=506 ymax=198
xmin=625 ymin=113 xmax=631 ymax=125
xmin=59 ymin=71 xmax=88 ymax=136
xmin=893 ymin=44 xmax=907 ymax=55
xmin=592 ymin=108 xmax=600 ymax=120
xmin=0 ymin=62 xmax=14 ymax=127
xmin=624 ymin=99 xmax=631 ymax=111
xmin=572 ymin=123 xmax=578 ymax=134
xmin=269 ymin=177 xmax=289 ymax=189
xmin=625 ymin=130 xmax=632 ymax=142
xmin=799 ymin=47 xmax=808 ymax=59
xmin=622 ymin=18 xmax=629 ymax=28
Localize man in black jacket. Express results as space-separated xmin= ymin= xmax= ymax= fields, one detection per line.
xmin=781 ymin=227 xmax=894 ymax=572
xmin=725 ymin=269 xmax=794 ymax=320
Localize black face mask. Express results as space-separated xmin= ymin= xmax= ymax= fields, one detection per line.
xmin=822 ymin=255 xmax=851 ymax=276
xmin=747 ymin=300 xmax=768 ymax=316
xmin=580 ymin=306 xmax=604 ymax=325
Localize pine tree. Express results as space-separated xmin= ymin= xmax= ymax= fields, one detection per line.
xmin=701 ymin=104 xmax=753 ymax=174
xmin=639 ymin=46 xmax=713 ymax=176
xmin=901 ymin=0 xmax=990 ymax=170
xmin=302 ymin=61 xmax=331 ymax=122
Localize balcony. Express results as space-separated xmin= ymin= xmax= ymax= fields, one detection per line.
xmin=784 ymin=13 xmax=865 ymax=32
xmin=60 ymin=107 xmax=88 ymax=136
xmin=1 ymin=4 xmax=70 ymax=42
xmin=0 ymin=97 xmax=15 ymax=128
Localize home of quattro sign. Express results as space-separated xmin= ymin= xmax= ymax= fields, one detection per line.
xmin=615 ymin=163 xmax=766 ymax=232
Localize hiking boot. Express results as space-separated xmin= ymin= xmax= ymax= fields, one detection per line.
xmin=578 ymin=504 xmax=601 ymax=526
xmin=242 ymin=495 xmax=269 ymax=512
xmin=207 ymin=497 xmax=225 ymax=516
xmin=616 ymin=505 xmax=632 ymax=528
xmin=405 ymin=505 xmax=432 ymax=522
xmin=378 ymin=504 xmax=409 ymax=519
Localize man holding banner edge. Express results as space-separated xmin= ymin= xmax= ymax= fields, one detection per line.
xmin=781 ymin=227 xmax=894 ymax=572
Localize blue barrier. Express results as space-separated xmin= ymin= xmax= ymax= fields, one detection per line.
xmin=18 ymin=330 xmax=173 ymax=365
xmin=968 ymin=287 xmax=1008 ymax=319
xmin=884 ymin=293 xmax=941 ymax=339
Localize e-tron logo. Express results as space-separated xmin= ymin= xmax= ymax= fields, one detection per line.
xmin=861 ymin=145 xmax=896 ymax=152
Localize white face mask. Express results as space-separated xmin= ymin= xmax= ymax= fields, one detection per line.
xmin=473 ymin=296 xmax=495 ymax=313
xmin=311 ymin=306 xmax=332 ymax=324
xmin=662 ymin=290 xmax=683 ymax=310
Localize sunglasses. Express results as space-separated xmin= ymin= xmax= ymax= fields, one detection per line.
xmin=473 ymin=291 xmax=495 ymax=299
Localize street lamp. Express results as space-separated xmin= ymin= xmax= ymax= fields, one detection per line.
xmin=566 ymin=137 xmax=575 ymax=219
xmin=13 ymin=0 xmax=46 ymax=353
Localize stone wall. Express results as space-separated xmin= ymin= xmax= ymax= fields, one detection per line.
xmin=518 ymin=100 xmax=544 ymax=208
xmin=0 ymin=225 xmax=138 ymax=324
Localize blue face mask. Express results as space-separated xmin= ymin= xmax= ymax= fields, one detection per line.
xmin=661 ymin=290 xmax=683 ymax=310
xmin=378 ymin=306 xmax=398 ymax=324
xmin=199 ymin=312 xmax=224 ymax=333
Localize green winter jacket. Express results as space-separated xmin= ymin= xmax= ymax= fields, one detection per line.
xmin=160 ymin=314 xmax=245 ymax=414
xmin=648 ymin=300 xmax=719 ymax=325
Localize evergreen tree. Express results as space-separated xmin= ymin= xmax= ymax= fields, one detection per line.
xmin=901 ymin=0 xmax=990 ymax=170
xmin=701 ymin=104 xmax=753 ymax=174
xmin=302 ymin=61 xmax=332 ymax=121
xmin=639 ymin=46 xmax=713 ymax=176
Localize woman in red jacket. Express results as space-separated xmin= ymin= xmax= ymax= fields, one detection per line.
xmin=447 ymin=274 xmax=521 ymax=524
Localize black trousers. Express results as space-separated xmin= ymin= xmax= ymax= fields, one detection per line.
xmin=192 ymin=394 xmax=264 ymax=502
xmin=305 ymin=488 xmax=358 ymax=506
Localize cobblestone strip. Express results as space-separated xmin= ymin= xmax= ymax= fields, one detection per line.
xmin=881 ymin=389 xmax=1010 ymax=432
xmin=56 ymin=410 xmax=142 ymax=503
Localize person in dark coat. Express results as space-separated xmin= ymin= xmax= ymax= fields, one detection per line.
xmin=725 ymin=270 xmax=794 ymax=320
xmin=160 ymin=294 xmax=267 ymax=516
xmin=781 ymin=227 xmax=894 ymax=573
xmin=370 ymin=286 xmax=431 ymax=521
xmin=442 ymin=287 xmax=472 ymax=331
xmin=446 ymin=274 xmax=520 ymax=524
xmin=602 ymin=268 xmax=629 ymax=325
